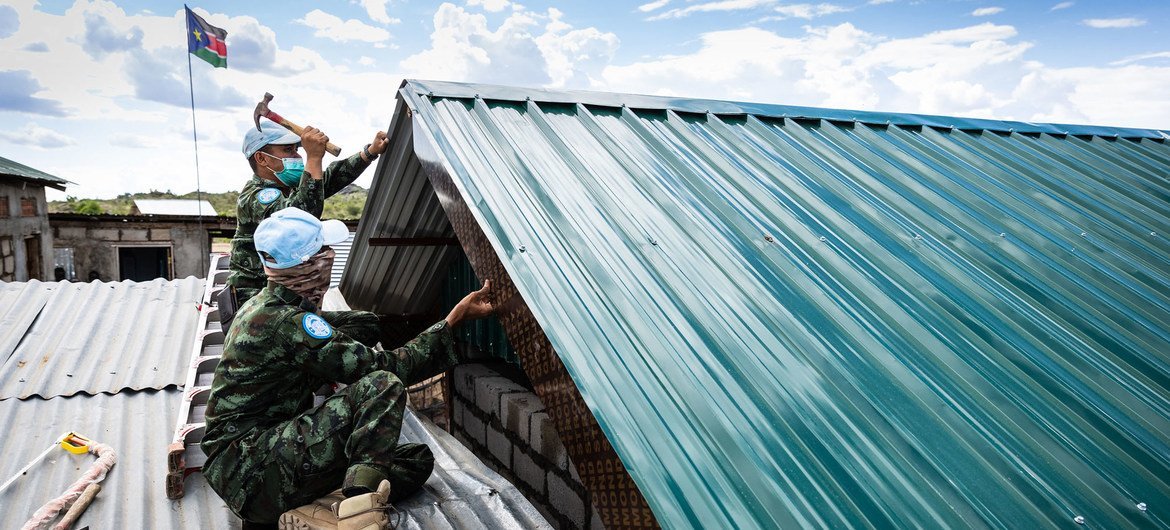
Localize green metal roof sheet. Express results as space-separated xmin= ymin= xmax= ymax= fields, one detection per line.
xmin=399 ymin=80 xmax=1170 ymax=528
xmin=0 ymin=154 xmax=70 ymax=190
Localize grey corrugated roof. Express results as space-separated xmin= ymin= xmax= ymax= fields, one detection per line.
xmin=0 ymin=389 xmax=240 ymax=529
xmin=0 ymin=388 xmax=548 ymax=529
xmin=0 ymin=154 xmax=70 ymax=190
xmin=346 ymin=80 xmax=1170 ymax=528
xmin=0 ymin=278 xmax=205 ymax=399
xmin=330 ymin=231 xmax=356 ymax=289
xmin=133 ymin=199 xmax=219 ymax=216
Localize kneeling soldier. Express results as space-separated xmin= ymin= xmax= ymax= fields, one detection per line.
xmin=201 ymin=207 xmax=495 ymax=529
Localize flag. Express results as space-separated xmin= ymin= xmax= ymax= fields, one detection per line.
xmin=185 ymin=5 xmax=227 ymax=68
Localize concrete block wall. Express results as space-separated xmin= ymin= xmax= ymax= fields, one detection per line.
xmin=451 ymin=364 xmax=604 ymax=530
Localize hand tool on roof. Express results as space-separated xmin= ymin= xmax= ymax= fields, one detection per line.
xmin=254 ymin=92 xmax=342 ymax=156
xmin=5 ymin=432 xmax=118 ymax=530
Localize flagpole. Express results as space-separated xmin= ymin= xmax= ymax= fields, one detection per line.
xmin=186 ymin=38 xmax=209 ymax=279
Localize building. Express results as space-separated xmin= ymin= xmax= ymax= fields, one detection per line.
xmin=341 ymin=80 xmax=1170 ymax=529
xmin=0 ymin=155 xmax=69 ymax=281
xmin=50 ymin=213 xmax=235 ymax=281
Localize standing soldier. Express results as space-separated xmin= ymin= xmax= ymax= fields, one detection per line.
xmin=201 ymin=207 xmax=495 ymax=529
xmin=226 ymin=120 xmax=388 ymax=310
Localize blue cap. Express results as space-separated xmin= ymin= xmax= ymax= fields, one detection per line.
xmin=243 ymin=120 xmax=301 ymax=158
xmin=254 ymin=207 xmax=350 ymax=269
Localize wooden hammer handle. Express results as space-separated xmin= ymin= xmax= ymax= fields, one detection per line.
xmin=53 ymin=483 xmax=101 ymax=530
xmin=270 ymin=114 xmax=342 ymax=157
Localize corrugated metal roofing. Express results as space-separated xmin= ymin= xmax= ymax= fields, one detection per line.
xmin=0 ymin=392 xmax=546 ymax=529
xmin=393 ymin=80 xmax=1170 ymax=528
xmin=133 ymin=199 xmax=218 ymax=216
xmin=330 ymin=231 xmax=355 ymax=289
xmin=341 ymin=103 xmax=460 ymax=315
xmin=0 ymin=278 xmax=204 ymax=399
xmin=0 ymin=154 xmax=70 ymax=190
xmin=0 ymin=389 xmax=240 ymax=529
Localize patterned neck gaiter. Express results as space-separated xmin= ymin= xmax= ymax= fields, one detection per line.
xmin=263 ymin=247 xmax=335 ymax=308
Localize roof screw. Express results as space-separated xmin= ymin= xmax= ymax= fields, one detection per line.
xmin=518 ymin=245 xmax=527 ymax=253
xmin=66 ymin=373 xmax=73 ymax=377
xmin=648 ymin=237 xmax=658 ymax=246
xmin=914 ymin=234 xmax=923 ymax=240
xmin=109 ymin=371 xmax=116 ymax=375
xmin=1137 ymin=502 xmax=1147 ymax=511
xmin=1081 ymin=232 xmax=1087 ymax=237
xmin=1151 ymin=232 xmax=1157 ymax=237
xmin=764 ymin=235 xmax=774 ymax=243
xmin=999 ymin=233 xmax=1006 ymax=238
xmin=1074 ymin=516 xmax=1085 ymax=525
xmin=819 ymin=236 xmax=827 ymax=242
xmin=18 ymin=378 xmax=25 ymax=383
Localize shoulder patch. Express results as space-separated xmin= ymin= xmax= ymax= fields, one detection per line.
xmin=302 ymin=313 xmax=333 ymax=340
xmin=257 ymin=188 xmax=281 ymax=205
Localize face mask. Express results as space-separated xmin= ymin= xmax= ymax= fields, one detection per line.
xmin=261 ymin=152 xmax=305 ymax=186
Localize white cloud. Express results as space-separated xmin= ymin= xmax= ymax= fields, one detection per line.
xmin=868 ymin=0 xmax=895 ymax=4
xmin=401 ymin=3 xmax=618 ymax=88
xmin=772 ymin=3 xmax=849 ymax=20
xmin=467 ymin=0 xmax=511 ymax=12
xmin=1050 ymin=2 xmax=1073 ymax=10
xmin=1011 ymin=64 xmax=1170 ymax=128
xmin=295 ymin=9 xmax=391 ymax=43
xmin=638 ymin=0 xmax=670 ymax=12
xmin=0 ymin=123 xmax=77 ymax=148
xmin=1111 ymin=51 xmax=1170 ymax=66
xmin=649 ymin=0 xmax=775 ymax=20
xmin=360 ymin=0 xmax=400 ymax=24
xmin=1083 ymin=17 xmax=1146 ymax=29
xmin=972 ymin=7 xmax=1004 ymax=17
xmin=358 ymin=56 xmax=377 ymax=66
xmin=599 ymin=18 xmax=1170 ymax=129
xmin=109 ymin=133 xmax=161 ymax=149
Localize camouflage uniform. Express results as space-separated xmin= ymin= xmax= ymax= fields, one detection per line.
xmin=226 ymin=154 xmax=370 ymax=303
xmin=201 ymin=283 xmax=460 ymax=524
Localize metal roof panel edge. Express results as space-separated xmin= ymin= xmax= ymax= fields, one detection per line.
xmin=402 ymin=79 xmax=1169 ymax=139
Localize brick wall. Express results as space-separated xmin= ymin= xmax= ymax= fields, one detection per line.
xmin=450 ymin=364 xmax=603 ymax=530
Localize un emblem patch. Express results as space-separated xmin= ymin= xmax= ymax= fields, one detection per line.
xmin=302 ymin=313 xmax=333 ymax=339
xmin=257 ymin=188 xmax=281 ymax=205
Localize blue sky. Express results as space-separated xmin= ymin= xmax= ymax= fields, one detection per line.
xmin=1 ymin=0 xmax=1168 ymax=201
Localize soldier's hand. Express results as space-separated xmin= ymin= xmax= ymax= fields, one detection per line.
xmin=302 ymin=126 xmax=329 ymax=159
xmin=368 ymin=130 xmax=389 ymax=156
xmin=446 ymin=280 xmax=495 ymax=328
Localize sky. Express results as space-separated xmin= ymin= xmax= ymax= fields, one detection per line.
xmin=1 ymin=0 xmax=1168 ymax=201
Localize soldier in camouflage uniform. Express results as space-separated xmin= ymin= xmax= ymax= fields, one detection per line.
xmin=201 ymin=207 xmax=494 ymax=527
xmin=227 ymin=120 xmax=389 ymax=305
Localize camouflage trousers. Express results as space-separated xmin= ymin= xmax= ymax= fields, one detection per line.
xmin=212 ymin=369 xmax=432 ymax=523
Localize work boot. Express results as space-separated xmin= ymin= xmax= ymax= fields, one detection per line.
xmin=278 ymin=489 xmax=344 ymax=530
xmin=336 ymin=479 xmax=394 ymax=530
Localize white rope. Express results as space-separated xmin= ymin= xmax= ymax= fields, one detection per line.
xmin=21 ymin=442 xmax=117 ymax=530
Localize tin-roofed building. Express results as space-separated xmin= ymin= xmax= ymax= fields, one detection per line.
xmin=342 ymin=80 xmax=1170 ymax=529
xmin=0 ymin=155 xmax=69 ymax=281
xmin=132 ymin=199 xmax=218 ymax=217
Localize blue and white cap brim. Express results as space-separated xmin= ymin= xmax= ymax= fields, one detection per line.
xmin=320 ymin=219 xmax=349 ymax=246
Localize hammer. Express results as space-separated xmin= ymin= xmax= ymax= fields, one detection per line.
xmin=254 ymin=92 xmax=342 ymax=156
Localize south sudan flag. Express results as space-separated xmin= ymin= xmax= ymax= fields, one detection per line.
xmin=185 ymin=5 xmax=227 ymax=68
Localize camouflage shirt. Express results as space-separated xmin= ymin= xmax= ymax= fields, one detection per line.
xmin=226 ymin=153 xmax=369 ymax=292
xmin=201 ymin=283 xmax=457 ymax=460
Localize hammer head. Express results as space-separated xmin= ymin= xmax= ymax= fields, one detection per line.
xmin=253 ymin=92 xmax=274 ymax=131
